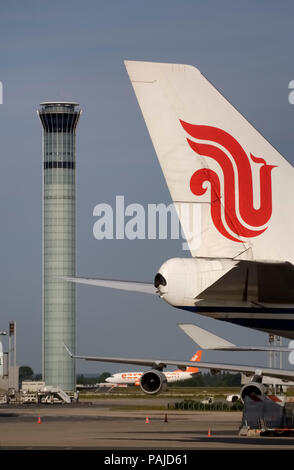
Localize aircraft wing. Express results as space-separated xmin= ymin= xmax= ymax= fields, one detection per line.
xmin=178 ymin=323 xmax=294 ymax=352
xmin=63 ymin=344 xmax=294 ymax=382
xmin=61 ymin=277 xmax=156 ymax=295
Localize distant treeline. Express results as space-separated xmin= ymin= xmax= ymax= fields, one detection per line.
xmin=171 ymin=372 xmax=241 ymax=387
xmin=76 ymin=372 xmax=111 ymax=385
xmin=20 ymin=367 xmax=241 ymax=388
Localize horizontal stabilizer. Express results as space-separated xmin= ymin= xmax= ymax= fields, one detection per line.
xmin=61 ymin=276 xmax=156 ymax=295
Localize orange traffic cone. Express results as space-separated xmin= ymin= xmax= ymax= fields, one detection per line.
xmin=37 ymin=416 xmax=42 ymax=424
xmin=208 ymin=428 xmax=211 ymax=437
xmin=145 ymin=416 xmax=149 ymax=424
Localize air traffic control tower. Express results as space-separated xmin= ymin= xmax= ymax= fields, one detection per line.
xmin=38 ymin=102 xmax=81 ymax=392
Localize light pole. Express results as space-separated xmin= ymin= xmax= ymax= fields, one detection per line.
xmin=0 ymin=331 xmax=7 ymax=379
xmin=8 ymin=322 xmax=16 ymax=390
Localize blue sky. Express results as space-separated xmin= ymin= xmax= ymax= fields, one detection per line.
xmin=0 ymin=0 xmax=293 ymax=373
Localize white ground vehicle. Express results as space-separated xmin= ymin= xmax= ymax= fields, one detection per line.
xmin=226 ymin=394 xmax=241 ymax=402
xmin=201 ymin=396 xmax=214 ymax=405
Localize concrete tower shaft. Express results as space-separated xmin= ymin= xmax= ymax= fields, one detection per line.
xmin=38 ymin=102 xmax=81 ymax=392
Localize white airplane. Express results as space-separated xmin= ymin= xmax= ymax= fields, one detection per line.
xmin=64 ymin=60 xmax=294 ymax=341
xmin=105 ymin=350 xmax=202 ymax=388
xmin=63 ymin=60 xmax=294 ymax=401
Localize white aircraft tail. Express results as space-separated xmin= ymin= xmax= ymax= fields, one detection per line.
xmin=125 ymin=60 xmax=294 ymax=262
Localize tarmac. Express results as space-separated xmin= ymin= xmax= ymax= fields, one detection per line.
xmin=1 ymin=398 xmax=294 ymax=450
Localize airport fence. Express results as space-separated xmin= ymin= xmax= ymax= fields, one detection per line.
xmin=174 ymin=399 xmax=243 ymax=411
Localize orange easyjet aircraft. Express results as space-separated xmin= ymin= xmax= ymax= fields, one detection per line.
xmin=105 ymin=351 xmax=202 ymax=386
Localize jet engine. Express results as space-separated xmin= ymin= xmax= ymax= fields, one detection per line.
xmin=140 ymin=370 xmax=167 ymax=395
xmin=154 ymin=257 xmax=237 ymax=307
xmin=240 ymin=382 xmax=267 ymax=402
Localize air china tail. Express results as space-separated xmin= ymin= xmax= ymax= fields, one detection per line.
xmin=124 ymin=60 xmax=294 ymax=262
xmin=63 ymin=61 xmax=294 ymax=340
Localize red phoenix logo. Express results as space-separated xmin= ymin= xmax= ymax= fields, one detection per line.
xmin=180 ymin=121 xmax=277 ymax=243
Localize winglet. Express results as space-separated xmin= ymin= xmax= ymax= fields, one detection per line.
xmin=178 ymin=323 xmax=236 ymax=349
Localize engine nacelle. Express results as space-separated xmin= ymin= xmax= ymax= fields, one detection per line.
xmin=140 ymin=370 xmax=167 ymax=395
xmin=155 ymin=257 xmax=237 ymax=307
xmin=240 ymin=382 xmax=267 ymax=403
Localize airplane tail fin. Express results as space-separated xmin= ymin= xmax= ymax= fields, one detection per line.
xmin=174 ymin=350 xmax=202 ymax=373
xmin=186 ymin=349 xmax=202 ymax=373
xmin=125 ymin=60 xmax=294 ymax=262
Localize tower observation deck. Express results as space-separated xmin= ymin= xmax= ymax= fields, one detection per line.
xmin=38 ymin=102 xmax=81 ymax=392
